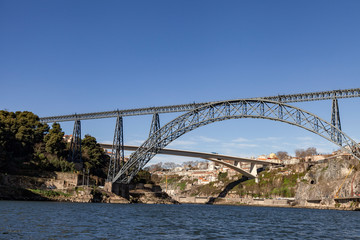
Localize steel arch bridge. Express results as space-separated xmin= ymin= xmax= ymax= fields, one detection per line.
xmin=111 ymin=99 xmax=360 ymax=184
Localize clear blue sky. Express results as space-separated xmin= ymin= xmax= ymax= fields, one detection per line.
xmin=1 ymin=0 xmax=360 ymax=164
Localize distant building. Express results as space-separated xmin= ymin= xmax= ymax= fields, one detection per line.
xmin=173 ymin=166 xmax=184 ymax=172
xmin=208 ymin=161 xmax=216 ymax=171
xmin=283 ymin=158 xmax=300 ymax=165
xmin=197 ymin=162 xmax=208 ymax=170
xmin=305 ymin=154 xmax=332 ymax=162
xmin=63 ymin=134 xmax=72 ymax=143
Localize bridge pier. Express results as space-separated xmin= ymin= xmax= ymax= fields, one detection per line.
xmin=104 ymin=181 xmax=129 ymax=200
xmin=68 ymin=119 xmax=82 ymax=170
xmin=250 ymin=163 xmax=257 ymax=176
xmin=149 ymin=113 xmax=161 ymax=150
xmin=107 ymin=115 xmax=125 ymax=182
xmin=331 ymin=97 xmax=342 ymax=145
xmin=250 ymin=163 xmax=259 ymax=183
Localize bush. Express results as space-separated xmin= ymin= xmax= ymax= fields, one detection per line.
xmin=218 ymin=172 xmax=228 ymax=182
xmin=178 ymin=181 xmax=187 ymax=191
xmin=28 ymin=189 xmax=71 ymax=198
xmin=132 ymin=170 xmax=153 ymax=184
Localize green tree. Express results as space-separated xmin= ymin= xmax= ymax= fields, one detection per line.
xmin=81 ymin=134 xmax=109 ymax=177
xmin=218 ymin=172 xmax=228 ymax=182
xmin=0 ymin=110 xmax=49 ymax=172
xmin=44 ymin=122 xmax=66 ymax=157
xmin=132 ymin=170 xmax=152 ymax=184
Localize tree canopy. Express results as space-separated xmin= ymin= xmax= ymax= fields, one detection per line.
xmin=0 ymin=110 xmax=49 ymax=172
xmin=81 ymin=134 xmax=109 ymax=178
xmin=295 ymin=147 xmax=317 ymax=159
xmin=44 ymin=122 xmax=66 ymax=157
xmin=276 ymin=151 xmax=289 ymax=160
xmin=0 ymin=110 xmax=109 ymax=178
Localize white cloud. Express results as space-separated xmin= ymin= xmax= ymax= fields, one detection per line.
xmin=282 ymin=142 xmax=299 ymax=147
xmin=232 ymin=137 xmax=250 ymax=143
xmin=196 ymin=136 xmax=219 ymax=143
xmin=296 ymin=137 xmax=313 ymax=141
xmin=168 ymin=140 xmax=197 ymax=147
xmin=255 ymin=137 xmax=282 ymax=141
xmin=270 ymin=145 xmax=283 ymax=149
xmin=221 ymin=142 xmax=258 ymax=149
xmin=127 ymin=139 xmax=146 ymax=146
xmin=236 ymin=143 xmax=259 ymax=148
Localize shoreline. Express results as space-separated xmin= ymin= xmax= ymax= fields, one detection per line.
xmin=2 ymin=196 xmax=359 ymax=211
xmin=212 ymin=202 xmax=360 ymax=211
xmin=175 ymin=196 xmax=360 ymax=211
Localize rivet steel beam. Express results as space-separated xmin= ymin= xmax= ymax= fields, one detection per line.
xmin=149 ymin=113 xmax=161 ymax=151
xmin=39 ymin=88 xmax=360 ymax=123
xmin=68 ymin=119 xmax=82 ymax=167
xmin=113 ymin=99 xmax=360 ymax=183
xmin=107 ymin=115 xmax=124 ymax=182
xmin=331 ymin=98 xmax=342 ymax=145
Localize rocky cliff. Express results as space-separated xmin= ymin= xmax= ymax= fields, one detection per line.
xmin=152 ymin=155 xmax=360 ymax=210
xmin=0 ymin=172 xmax=178 ymax=204
xmin=294 ymin=156 xmax=360 ymax=209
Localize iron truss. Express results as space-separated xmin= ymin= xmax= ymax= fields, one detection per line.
xmin=112 ymin=99 xmax=360 ymax=184
xmin=107 ymin=115 xmax=125 ymax=182
xmin=260 ymin=88 xmax=360 ymax=103
xmin=40 ymin=88 xmax=360 ymax=123
xmin=68 ymin=119 xmax=82 ymax=167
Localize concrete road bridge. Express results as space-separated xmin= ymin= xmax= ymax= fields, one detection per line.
xmin=39 ymin=88 xmax=360 ymax=184
xmin=100 ymin=144 xmax=280 ymax=179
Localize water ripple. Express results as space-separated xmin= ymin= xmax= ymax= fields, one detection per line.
xmin=1 ymin=202 xmax=360 ymax=239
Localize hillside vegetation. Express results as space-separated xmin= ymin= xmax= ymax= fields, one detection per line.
xmin=153 ymin=157 xmax=359 ymax=207
xmin=0 ymin=110 xmax=109 ymax=178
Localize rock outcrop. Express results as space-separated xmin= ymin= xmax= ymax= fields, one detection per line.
xmin=294 ymin=156 xmax=360 ymax=209
xmin=129 ymin=184 xmax=178 ymax=204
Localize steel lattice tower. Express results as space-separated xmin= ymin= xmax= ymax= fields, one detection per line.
xmin=107 ymin=115 xmax=124 ymax=182
xmin=149 ymin=113 xmax=161 ymax=150
xmin=331 ymin=98 xmax=342 ymax=145
xmin=68 ymin=119 xmax=82 ymax=168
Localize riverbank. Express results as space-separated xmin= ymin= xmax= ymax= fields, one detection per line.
xmin=0 ymin=172 xmax=177 ymax=204
xmin=0 ymin=184 xmax=178 ymax=204
xmin=172 ymin=195 xmax=360 ymax=211
xmin=1 ymin=182 xmax=359 ymax=210
xmin=2 ymin=154 xmax=360 ymax=210
xmin=151 ymin=156 xmax=360 ymax=211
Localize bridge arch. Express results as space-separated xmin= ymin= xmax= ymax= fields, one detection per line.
xmin=112 ymin=99 xmax=360 ymax=183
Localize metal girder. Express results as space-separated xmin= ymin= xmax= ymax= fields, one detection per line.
xmin=149 ymin=113 xmax=161 ymax=150
xmin=107 ymin=115 xmax=125 ymax=182
xmin=113 ymin=99 xmax=360 ymax=184
xmin=40 ymin=103 xmax=205 ymax=123
xmin=39 ymin=88 xmax=360 ymax=123
xmin=261 ymin=88 xmax=360 ymax=103
xmin=331 ymin=98 xmax=342 ymax=145
xmin=149 ymin=113 xmax=161 ymax=137
xmin=68 ymin=119 xmax=82 ymax=166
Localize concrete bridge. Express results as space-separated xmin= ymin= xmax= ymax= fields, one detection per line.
xmin=100 ymin=144 xmax=280 ymax=179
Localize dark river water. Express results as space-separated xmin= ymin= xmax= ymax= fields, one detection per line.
xmin=1 ymin=201 xmax=360 ymax=239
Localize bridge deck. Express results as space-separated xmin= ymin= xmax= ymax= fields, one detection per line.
xmin=100 ymin=144 xmax=278 ymax=165
xmin=100 ymin=144 xmax=280 ymax=179
xmin=40 ymin=88 xmax=360 ymax=122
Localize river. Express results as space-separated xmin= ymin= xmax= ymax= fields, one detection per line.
xmin=1 ymin=201 xmax=360 ymax=239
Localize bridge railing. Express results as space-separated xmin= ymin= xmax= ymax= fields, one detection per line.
xmin=40 ymin=88 xmax=360 ymax=123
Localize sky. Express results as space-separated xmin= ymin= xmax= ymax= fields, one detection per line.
xmin=1 ymin=0 xmax=360 ymax=165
